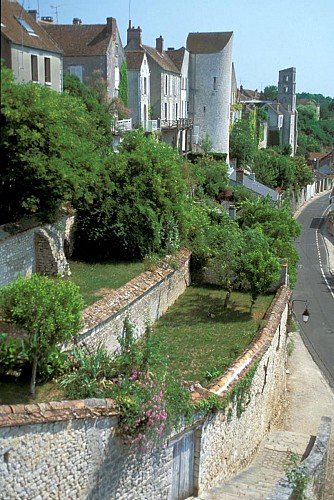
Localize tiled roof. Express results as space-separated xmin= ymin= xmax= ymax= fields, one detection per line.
xmin=229 ymin=169 xmax=280 ymax=201
xmin=166 ymin=47 xmax=186 ymax=71
xmin=42 ymin=22 xmax=115 ymax=56
xmin=142 ymin=44 xmax=179 ymax=73
xmin=125 ymin=50 xmax=145 ymax=70
xmin=186 ymin=31 xmax=233 ymax=54
xmin=1 ymin=0 xmax=62 ymax=53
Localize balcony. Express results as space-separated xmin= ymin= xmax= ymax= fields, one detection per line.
xmin=160 ymin=118 xmax=193 ymax=130
xmin=113 ymin=118 xmax=132 ymax=134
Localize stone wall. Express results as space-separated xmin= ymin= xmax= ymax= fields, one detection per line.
xmin=79 ymin=248 xmax=191 ymax=353
xmin=268 ymin=416 xmax=332 ymax=500
xmin=0 ymin=215 xmax=75 ymax=287
xmin=0 ymin=286 xmax=291 ymax=499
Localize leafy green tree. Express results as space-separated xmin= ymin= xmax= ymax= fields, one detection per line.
xmin=75 ymin=130 xmax=189 ymax=260
xmin=263 ymin=85 xmax=277 ymax=100
xmin=239 ymin=226 xmax=281 ymax=309
xmin=237 ymin=197 xmax=301 ymax=286
xmin=189 ymin=154 xmax=229 ymax=199
xmin=119 ymin=59 xmax=129 ymax=108
xmin=0 ymin=275 xmax=83 ymax=397
xmin=293 ymin=157 xmax=314 ymax=190
xmin=230 ymin=116 xmax=257 ymax=167
xmin=1 ymin=66 xmax=106 ymax=224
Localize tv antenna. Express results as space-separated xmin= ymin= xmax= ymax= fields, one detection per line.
xmin=51 ymin=4 xmax=61 ymax=23
xmin=129 ymin=0 xmax=131 ymax=21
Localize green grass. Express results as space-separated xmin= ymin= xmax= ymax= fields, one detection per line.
xmin=152 ymin=285 xmax=273 ymax=386
xmin=0 ymin=285 xmax=274 ymax=404
xmin=67 ymin=259 xmax=145 ymax=306
xmin=0 ymin=379 xmax=65 ymax=405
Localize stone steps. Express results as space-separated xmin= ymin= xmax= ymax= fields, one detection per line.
xmin=199 ymin=431 xmax=311 ymax=500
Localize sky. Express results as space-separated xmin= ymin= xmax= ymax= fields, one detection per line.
xmin=26 ymin=0 xmax=334 ymax=97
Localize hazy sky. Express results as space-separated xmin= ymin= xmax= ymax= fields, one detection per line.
xmin=29 ymin=0 xmax=333 ymax=97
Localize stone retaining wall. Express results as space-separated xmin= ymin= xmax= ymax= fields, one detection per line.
xmin=0 ymin=285 xmax=291 ymax=499
xmin=0 ymin=215 xmax=75 ymax=287
xmin=79 ymin=248 xmax=191 ymax=353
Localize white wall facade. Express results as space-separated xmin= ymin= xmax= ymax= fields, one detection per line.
xmin=188 ymin=36 xmax=233 ymax=158
xmin=10 ymin=44 xmax=62 ymax=92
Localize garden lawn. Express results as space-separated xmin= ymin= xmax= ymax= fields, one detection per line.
xmin=68 ymin=260 xmax=145 ymax=306
xmin=152 ymin=285 xmax=273 ymax=386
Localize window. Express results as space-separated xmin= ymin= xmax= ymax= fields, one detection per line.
xmin=143 ymin=77 xmax=147 ymax=95
xmin=284 ymin=75 xmax=289 ymax=82
xmin=31 ymin=55 xmax=38 ymax=82
xmin=213 ymin=77 xmax=217 ymax=90
xmin=16 ymin=16 xmax=38 ymax=36
xmin=284 ymin=86 xmax=289 ymax=93
xmin=44 ymin=57 xmax=51 ymax=84
xmin=175 ymin=103 xmax=178 ymax=119
xmin=164 ymin=102 xmax=168 ymax=120
xmin=165 ymin=74 xmax=168 ymax=95
xmin=115 ymin=44 xmax=119 ymax=67
xmin=68 ymin=65 xmax=83 ymax=82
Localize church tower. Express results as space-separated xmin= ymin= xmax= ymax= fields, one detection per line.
xmin=277 ymin=67 xmax=296 ymax=112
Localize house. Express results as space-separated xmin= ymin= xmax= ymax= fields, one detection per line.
xmin=267 ymin=67 xmax=298 ymax=155
xmin=125 ymin=22 xmax=192 ymax=153
xmin=41 ymin=16 xmax=125 ymax=102
xmin=126 ymin=49 xmax=151 ymax=130
xmin=1 ymin=0 xmax=63 ymax=91
xmin=187 ymin=31 xmax=234 ymax=160
xmin=229 ymin=168 xmax=280 ymax=203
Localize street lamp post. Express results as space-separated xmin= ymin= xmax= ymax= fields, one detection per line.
xmin=291 ymin=299 xmax=310 ymax=323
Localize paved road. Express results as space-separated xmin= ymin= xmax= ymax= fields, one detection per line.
xmin=293 ymin=191 xmax=334 ymax=387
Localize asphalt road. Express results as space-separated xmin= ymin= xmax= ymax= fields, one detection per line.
xmin=293 ymin=192 xmax=334 ymax=388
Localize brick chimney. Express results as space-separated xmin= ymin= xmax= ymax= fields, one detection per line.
xmin=236 ymin=167 xmax=244 ymax=185
xmin=73 ymin=18 xmax=82 ymax=25
xmin=156 ymin=35 xmax=164 ymax=54
xmin=106 ymin=17 xmax=117 ymax=40
xmin=127 ymin=20 xmax=142 ymax=46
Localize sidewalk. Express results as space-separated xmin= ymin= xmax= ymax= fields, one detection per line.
xmin=199 ymin=332 xmax=334 ymax=500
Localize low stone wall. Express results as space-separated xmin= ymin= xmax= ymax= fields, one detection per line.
xmin=0 ymin=286 xmax=291 ymax=499
xmin=79 ymin=248 xmax=191 ymax=353
xmin=0 ymin=215 xmax=75 ymax=287
xmin=268 ymin=416 xmax=332 ymax=500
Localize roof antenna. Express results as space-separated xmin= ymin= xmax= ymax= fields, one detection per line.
xmin=129 ymin=0 xmax=131 ymax=22
xmin=51 ymin=4 xmax=61 ymax=24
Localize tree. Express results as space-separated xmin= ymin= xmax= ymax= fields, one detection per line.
xmin=119 ymin=59 xmax=129 ymax=108
xmin=209 ymin=216 xmax=244 ymax=308
xmin=75 ymin=130 xmax=190 ymax=260
xmin=239 ymin=226 xmax=281 ymax=310
xmin=263 ymin=85 xmax=277 ymax=100
xmin=237 ymin=197 xmax=301 ymax=286
xmin=1 ymin=66 xmax=106 ymax=224
xmin=0 ymin=275 xmax=83 ymax=397
xmin=229 ymin=116 xmax=257 ymax=167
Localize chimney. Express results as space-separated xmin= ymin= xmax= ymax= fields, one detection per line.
xmin=156 ymin=35 xmax=164 ymax=54
xmin=127 ymin=20 xmax=142 ymax=46
xmin=236 ymin=167 xmax=244 ymax=185
xmin=73 ymin=18 xmax=82 ymax=25
xmin=28 ymin=9 xmax=37 ymax=20
xmin=106 ymin=17 xmax=117 ymax=40
xmin=40 ymin=16 xmax=54 ymax=23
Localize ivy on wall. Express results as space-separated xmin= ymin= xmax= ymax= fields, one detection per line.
xmin=119 ymin=60 xmax=128 ymax=108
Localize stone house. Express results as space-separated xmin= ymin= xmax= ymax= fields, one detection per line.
xmin=41 ymin=16 xmax=125 ymax=102
xmin=187 ymin=31 xmax=234 ymax=160
xmin=1 ymin=0 xmax=63 ymax=92
xmin=125 ymin=22 xmax=192 ymax=152
xmin=125 ymin=48 xmax=151 ymax=129
xmin=267 ymin=67 xmax=298 ymax=155
xmin=229 ymin=168 xmax=281 ymax=203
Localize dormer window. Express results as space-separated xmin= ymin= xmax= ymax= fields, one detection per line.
xmin=16 ymin=17 xmax=38 ymax=37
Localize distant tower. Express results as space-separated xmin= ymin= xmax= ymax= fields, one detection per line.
xmin=277 ymin=67 xmax=296 ymax=112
